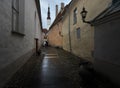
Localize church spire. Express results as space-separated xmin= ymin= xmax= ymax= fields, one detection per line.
xmin=47 ymin=5 xmax=51 ymax=20
xmin=47 ymin=5 xmax=51 ymax=29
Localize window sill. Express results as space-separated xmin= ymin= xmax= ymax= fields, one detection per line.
xmin=11 ymin=31 xmax=25 ymax=37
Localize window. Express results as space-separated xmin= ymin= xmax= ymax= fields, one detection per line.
xmin=12 ymin=0 xmax=25 ymax=35
xmin=12 ymin=0 xmax=19 ymax=32
xmin=76 ymin=28 xmax=80 ymax=39
xmin=73 ymin=8 xmax=77 ymax=24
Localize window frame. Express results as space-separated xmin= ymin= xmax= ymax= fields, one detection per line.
xmin=76 ymin=27 xmax=80 ymax=39
xmin=12 ymin=0 xmax=19 ymax=32
xmin=73 ymin=8 xmax=77 ymax=25
xmin=12 ymin=0 xmax=25 ymax=36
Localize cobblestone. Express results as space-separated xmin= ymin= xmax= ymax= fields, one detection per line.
xmin=3 ymin=47 xmax=119 ymax=88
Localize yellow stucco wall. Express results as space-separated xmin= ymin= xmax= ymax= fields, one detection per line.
xmin=48 ymin=22 xmax=63 ymax=48
xmin=62 ymin=0 xmax=112 ymax=62
xmin=62 ymin=14 xmax=71 ymax=51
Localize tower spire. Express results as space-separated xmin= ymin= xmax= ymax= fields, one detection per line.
xmin=47 ymin=5 xmax=51 ymax=20
xmin=47 ymin=4 xmax=51 ymax=29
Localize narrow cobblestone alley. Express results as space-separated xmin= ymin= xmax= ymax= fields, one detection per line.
xmin=1 ymin=0 xmax=120 ymax=88
xmin=3 ymin=47 xmax=118 ymax=88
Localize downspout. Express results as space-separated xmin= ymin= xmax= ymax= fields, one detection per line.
xmin=68 ymin=8 xmax=72 ymax=52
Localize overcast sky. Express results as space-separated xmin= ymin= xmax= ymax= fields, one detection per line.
xmin=40 ymin=0 xmax=71 ymax=28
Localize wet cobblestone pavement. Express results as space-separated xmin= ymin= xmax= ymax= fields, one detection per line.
xmin=3 ymin=47 xmax=119 ymax=88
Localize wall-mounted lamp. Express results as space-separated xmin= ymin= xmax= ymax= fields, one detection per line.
xmin=80 ymin=7 xmax=93 ymax=25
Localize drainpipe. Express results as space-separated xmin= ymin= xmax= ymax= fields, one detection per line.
xmin=68 ymin=8 xmax=72 ymax=52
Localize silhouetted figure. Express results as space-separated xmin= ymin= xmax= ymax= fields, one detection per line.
xmin=45 ymin=41 xmax=48 ymax=46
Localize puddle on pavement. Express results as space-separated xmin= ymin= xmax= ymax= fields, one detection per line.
xmin=44 ymin=54 xmax=58 ymax=59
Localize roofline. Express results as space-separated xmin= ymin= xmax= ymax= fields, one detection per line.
xmin=61 ymin=0 xmax=74 ymax=22
xmin=49 ymin=1 xmax=73 ymax=30
xmin=92 ymin=1 xmax=120 ymax=24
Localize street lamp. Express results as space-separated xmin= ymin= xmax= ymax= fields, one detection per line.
xmin=80 ymin=7 xmax=92 ymax=25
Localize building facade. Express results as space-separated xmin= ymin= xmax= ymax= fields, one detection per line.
xmin=93 ymin=1 xmax=120 ymax=86
xmin=62 ymin=0 xmax=120 ymax=86
xmin=62 ymin=0 xmax=112 ymax=62
xmin=48 ymin=21 xmax=63 ymax=48
xmin=47 ymin=3 xmax=66 ymax=48
xmin=0 ymin=0 xmax=42 ymax=87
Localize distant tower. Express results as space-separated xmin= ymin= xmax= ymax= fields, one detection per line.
xmin=47 ymin=5 xmax=51 ymax=30
xmin=61 ymin=2 xmax=64 ymax=10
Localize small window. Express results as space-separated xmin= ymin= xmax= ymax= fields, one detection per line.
xmin=73 ymin=8 xmax=77 ymax=24
xmin=76 ymin=28 xmax=80 ymax=39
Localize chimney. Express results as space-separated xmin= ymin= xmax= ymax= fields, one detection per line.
xmin=61 ymin=2 xmax=64 ymax=10
xmin=56 ymin=5 xmax=58 ymax=17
